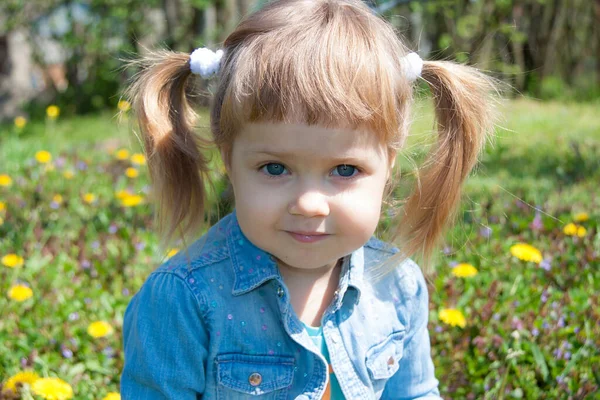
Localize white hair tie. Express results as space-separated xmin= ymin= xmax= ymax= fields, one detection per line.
xmin=400 ymin=52 xmax=423 ymax=82
xmin=190 ymin=47 xmax=224 ymax=78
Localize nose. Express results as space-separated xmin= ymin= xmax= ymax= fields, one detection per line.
xmin=288 ymin=189 xmax=330 ymax=218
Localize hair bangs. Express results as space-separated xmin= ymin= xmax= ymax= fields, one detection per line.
xmin=219 ymin=0 xmax=412 ymax=148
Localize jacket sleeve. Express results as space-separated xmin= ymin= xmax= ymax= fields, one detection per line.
xmin=381 ymin=260 xmax=442 ymax=400
xmin=120 ymin=271 xmax=209 ymax=399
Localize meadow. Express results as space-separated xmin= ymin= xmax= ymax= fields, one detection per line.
xmin=0 ymin=97 xmax=598 ymax=399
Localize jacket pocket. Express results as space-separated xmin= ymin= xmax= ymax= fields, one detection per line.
xmin=216 ymin=353 xmax=295 ymax=397
xmin=365 ymin=330 xmax=406 ymax=380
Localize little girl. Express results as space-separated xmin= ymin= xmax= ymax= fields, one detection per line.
xmin=121 ymin=0 xmax=495 ymax=398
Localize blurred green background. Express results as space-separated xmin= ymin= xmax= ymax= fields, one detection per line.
xmin=0 ymin=1 xmax=599 ymax=399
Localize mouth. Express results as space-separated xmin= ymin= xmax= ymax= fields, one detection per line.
xmin=286 ymin=231 xmax=330 ymax=243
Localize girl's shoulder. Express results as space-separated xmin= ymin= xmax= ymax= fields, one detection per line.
xmin=363 ymin=236 xmax=426 ymax=303
xmin=145 ymin=214 xmax=237 ymax=290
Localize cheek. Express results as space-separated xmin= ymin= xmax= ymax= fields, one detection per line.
xmin=337 ymin=182 xmax=386 ymax=236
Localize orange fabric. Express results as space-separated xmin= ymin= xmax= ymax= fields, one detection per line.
xmin=322 ymin=364 xmax=335 ymax=400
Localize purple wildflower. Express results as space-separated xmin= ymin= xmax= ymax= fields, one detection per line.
xmin=557 ymin=317 xmax=565 ymax=328
xmin=50 ymin=201 xmax=60 ymax=209
xmin=511 ymin=316 xmax=524 ymax=330
xmin=109 ymin=224 xmax=118 ymax=234
xmin=76 ymin=160 xmax=87 ymax=170
xmin=61 ymin=347 xmax=73 ymax=359
xmin=542 ymin=321 xmax=550 ymax=329
xmin=530 ymin=211 xmax=543 ymax=231
xmin=531 ymin=328 xmax=540 ymax=337
xmin=68 ymin=312 xmax=79 ymax=321
xmin=55 ymin=157 xmax=66 ymax=168
xmin=91 ymin=241 xmax=100 ymax=249
xmin=479 ymin=226 xmax=492 ymax=238
xmin=103 ymin=346 xmax=115 ymax=357
xmin=81 ymin=260 xmax=91 ymax=269
xmin=540 ymin=258 xmax=551 ymax=271
xmin=122 ymin=288 xmax=130 ymax=296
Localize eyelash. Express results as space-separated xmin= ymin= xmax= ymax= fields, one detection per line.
xmin=258 ymin=163 xmax=362 ymax=181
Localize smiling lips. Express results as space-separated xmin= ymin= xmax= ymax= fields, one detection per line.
xmin=286 ymin=231 xmax=330 ymax=243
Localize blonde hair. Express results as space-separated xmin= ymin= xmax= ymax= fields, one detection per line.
xmin=125 ymin=0 xmax=496 ymax=274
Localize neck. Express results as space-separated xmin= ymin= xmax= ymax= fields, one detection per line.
xmin=276 ymin=258 xmax=343 ymax=327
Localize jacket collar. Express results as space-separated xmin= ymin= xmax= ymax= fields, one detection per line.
xmin=226 ymin=210 xmax=365 ymax=305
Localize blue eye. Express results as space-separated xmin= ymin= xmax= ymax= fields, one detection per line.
xmin=262 ymin=163 xmax=286 ymax=176
xmin=333 ymin=165 xmax=358 ymax=178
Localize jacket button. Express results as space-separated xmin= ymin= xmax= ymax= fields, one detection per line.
xmin=277 ymin=286 xmax=284 ymax=298
xmin=249 ymin=372 xmax=262 ymax=386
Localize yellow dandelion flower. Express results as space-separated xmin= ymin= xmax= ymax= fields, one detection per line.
xmin=14 ymin=116 xmax=27 ymax=129
xmin=62 ymin=170 xmax=75 ymax=180
xmin=121 ymin=194 xmax=144 ymax=207
xmin=451 ymin=263 xmax=478 ymax=278
xmin=83 ymin=193 xmax=96 ymax=204
xmin=125 ymin=167 xmax=139 ymax=178
xmin=4 ymin=370 xmax=40 ymax=391
xmin=35 ymin=150 xmax=52 ymax=164
xmin=115 ymin=190 xmax=132 ymax=199
xmin=103 ymin=392 xmax=121 ymax=400
xmin=53 ymin=194 xmax=63 ymax=204
xmin=0 ymin=201 xmax=5 ymax=212
xmin=130 ymin=153 xmax=146 ymax=166
xmin=32 ymin=377 xmax=73 ymax=400
xmin=2 ymin=253 xmax=24 ymax=268
xmin=115 ymin=149 xmax=130 ymax=160
xmin=563 ymin=223 xmax=577 ymax=236
xmin=167 ymin=248 xmax=179 ymax=258
xmin=439 ymin=308 xmax=466 ymax=328
xmin=563 ymin=223 xmax=587 ymax=237
xmin=0 ymin=174 xmax=12 ymax=187
xmin=87 ymin=321 xmax=114 ymax=338
xmin=8 ymin=284 xmax=33 ymax=302
xmin=118 ymin=100 xmax=131 ymax=112
xmin=509 ymin=243 xmax=542 ymax=264
xmin=46 ymin=105 xmax=60 ymax=120
xmin=573 ymin=212 xmax=589 ymax=222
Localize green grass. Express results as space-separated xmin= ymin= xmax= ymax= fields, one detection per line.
xmin=0 ymin=97 xmax=598 ymax=399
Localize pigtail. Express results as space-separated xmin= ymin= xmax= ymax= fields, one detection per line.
xmin=124 ymin=50 xmax=213 ymax=252
xmin=391 ymin=61 xmax=497 ymax=273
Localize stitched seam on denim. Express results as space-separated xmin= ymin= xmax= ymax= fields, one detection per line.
xmin=365 ymin=331 xmax=405 ymax=379
xmin=188 ymin=246 xmax=230 ymax=270
xmin=216 ymin=357 xmax=294 ymax=393
xmin=151 ymin=271 xmax=211 ymax=322
xmin=324 ymin=317 xmax=372 ymax=399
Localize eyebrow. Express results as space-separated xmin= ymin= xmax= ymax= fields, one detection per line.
xmin=245 ymin=150 xmax=371 ymax=165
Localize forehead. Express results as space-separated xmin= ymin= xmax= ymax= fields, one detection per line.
xmin=236 ymin=122 xmax=387 ymax=161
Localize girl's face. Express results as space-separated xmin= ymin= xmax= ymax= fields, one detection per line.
xmin=223 ymin=122 xmax=395 ymax=272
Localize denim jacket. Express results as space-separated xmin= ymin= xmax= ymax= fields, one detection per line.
xmin=121 ymin=211 xmax=441 ymax=399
